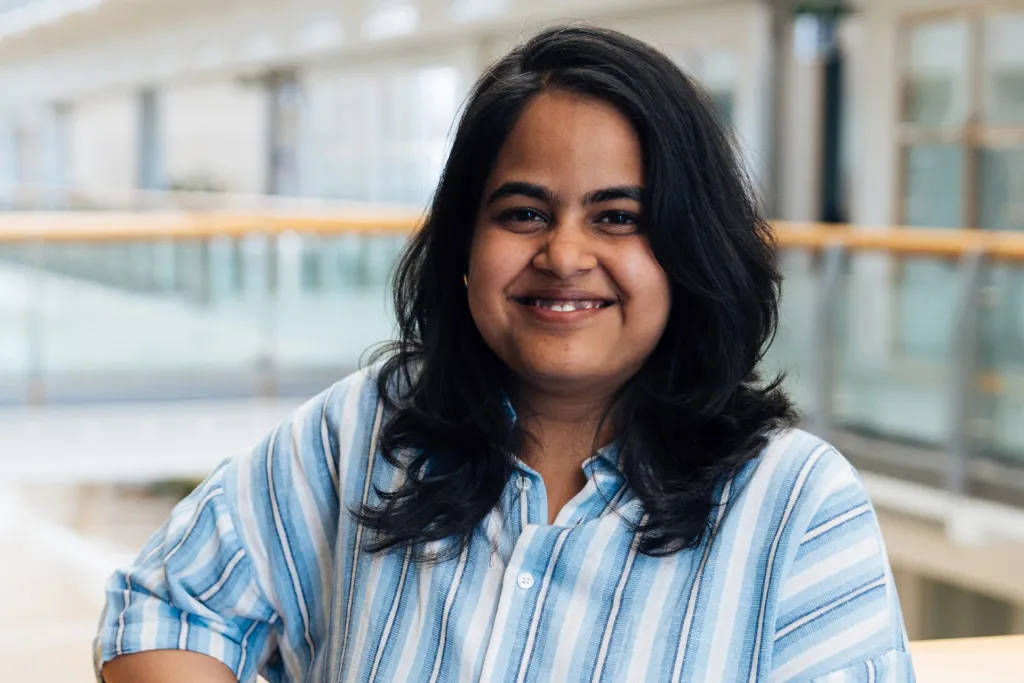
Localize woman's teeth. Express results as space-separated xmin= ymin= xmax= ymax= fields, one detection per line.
xmin=522 ymin=298 xmax=608 ymax=311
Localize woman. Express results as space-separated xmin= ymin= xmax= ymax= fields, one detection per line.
xmin=96 ymin=25 xmax=914 ymax=683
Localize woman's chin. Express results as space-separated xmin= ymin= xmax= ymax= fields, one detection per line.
xmin=513 ymin=358 xmax=622 ymax=392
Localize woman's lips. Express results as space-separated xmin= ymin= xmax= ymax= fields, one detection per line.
xmin=512 ymin=296 xmax=616 ymax=323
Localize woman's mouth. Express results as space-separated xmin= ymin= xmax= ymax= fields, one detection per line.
xmin=514 ymin=297 xmax=613 ymax=312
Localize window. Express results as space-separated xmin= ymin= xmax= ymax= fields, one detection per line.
xmin=898 ymin=6 xmax=1024 ymax=231
xmin=137 ymin=88 xmax=164 ymax=190
xmin=304 ymin=64 xmax=461 ymax=205
xmin=897 ymin=5 xmax=1024 ymax=361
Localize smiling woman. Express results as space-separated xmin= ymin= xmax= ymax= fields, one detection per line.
xmin=96 ymin=25 xmax=915 ymax=683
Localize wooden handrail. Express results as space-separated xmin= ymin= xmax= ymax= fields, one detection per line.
xmin=0 ymin=210 xmax=422 ymax=242
xmin=2 ymin=212 xmax=1024 ymax=260
xmin=773 ymin=221 xmax=1024 ymax=260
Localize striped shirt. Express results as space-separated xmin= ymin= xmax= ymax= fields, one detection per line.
xmin=95 ymin=367 xmax=915 ymax=682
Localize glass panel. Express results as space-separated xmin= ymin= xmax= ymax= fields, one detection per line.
xmin=838 ymin=253 xmax=953 ymax=447
xmin=0 ymin=230 xmax=405 ymax=402
xmin=976 ymin=261 xmax=1024 ymax=465
xmin=898 ymin=145 xmax=962 ymax=362
xmin=979 ymin=147 xmax=1024 ymax=231
xmin=270 ymin=232 xmax=399 ymax=373
xmin=976 ymin=150 xmax=1024 ymax=464
xmin=33 ymin=239 xmax=260 ymax=393
xmin=763 ymin=250 xmax=818 ymax=414
xmin=983 ymin=12 xmax=1024 ymax=125
xmin=905 ymin=19 xmax=970 ymax=127
xmin=897 ymin=260 xmax=959 ymax=361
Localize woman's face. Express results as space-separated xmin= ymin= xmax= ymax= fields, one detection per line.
xmin=468 ymin=91 xmax=671 ymax=397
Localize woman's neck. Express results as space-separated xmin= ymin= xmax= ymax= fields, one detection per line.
xmin=511 ymin=382 xmax=617 ymax=468
xmin=510 ymin=382 xmax=619 ymax=525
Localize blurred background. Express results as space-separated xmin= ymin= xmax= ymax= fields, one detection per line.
xmin=1 ymin=0 xmax=1023 ymax=680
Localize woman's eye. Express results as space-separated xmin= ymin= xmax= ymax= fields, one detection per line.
xmin=597 ymin=211 xmax=642 ymax=232
xmin=498 ymin=208 xmax=547 ymax=225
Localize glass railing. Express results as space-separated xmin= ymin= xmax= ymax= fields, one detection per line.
xmin=765 ymin=224 xmax=1024 ymax=505
xmin=2 ymin=210 xmax=1023 ymax=503
xmin=0 ymin=210 xmax=415 ymax=403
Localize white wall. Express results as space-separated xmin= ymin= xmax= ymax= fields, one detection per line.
xmin=69 ymin=91 xmax=136 ymax=191
xmin=302 ymin=44 xmax=474 ymax=204
xmin=163 ymin=78 xmax=267 ymax=194
xmin=0 ymin=0 xmax=770 ymax=201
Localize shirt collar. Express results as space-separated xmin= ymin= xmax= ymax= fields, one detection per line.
xmin=583 ymin=440 xmax=625 ymax=479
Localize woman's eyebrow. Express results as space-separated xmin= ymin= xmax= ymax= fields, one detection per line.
xmin=583 ymin=185 xmax=643 ymax=205
xmin=486 ymin=181 xmax=556 ymax=205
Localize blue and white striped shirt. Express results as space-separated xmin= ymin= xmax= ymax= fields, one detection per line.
xmin=95 ymin=367 xmax=915 ymax=682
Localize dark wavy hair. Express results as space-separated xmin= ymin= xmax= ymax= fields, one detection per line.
xmin=357 ymin=24 xmax=796 ymax=560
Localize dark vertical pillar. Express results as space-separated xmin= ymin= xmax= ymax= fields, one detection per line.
xmin=794 ymin=1 xmax=853 ymax=223
xmin=820 ymin=19 xmax=846 ymax=223
xmin=763 ymin=0 xmax=793 ymax=220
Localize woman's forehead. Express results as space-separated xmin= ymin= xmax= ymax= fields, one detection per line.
xmin=487 ymin=91 xmax=643 ymax=196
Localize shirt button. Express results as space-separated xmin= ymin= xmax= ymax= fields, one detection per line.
xmin=517 ymin=572 xmax=535 ymax=589
xmin=516 ymin=476 xmax=532 ymax=492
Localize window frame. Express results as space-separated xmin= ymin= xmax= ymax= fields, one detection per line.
xmin=895 ymin=2 xmax=1024 ymax=230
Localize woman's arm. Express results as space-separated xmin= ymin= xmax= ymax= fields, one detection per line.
xmin=769 ymin=448 xmax=915 ymax=681
xmin=94 ymin=376 xmax=364 ymax=682
xmin=102 ymin=651 xmax=238 ymax=683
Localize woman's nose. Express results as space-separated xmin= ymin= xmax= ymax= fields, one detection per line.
xmin=531 ymin=221 xmax=599 ymax=279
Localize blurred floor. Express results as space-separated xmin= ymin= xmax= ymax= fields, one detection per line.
xmin=0 ymin=486 xmax=132 ymax=682
xmin=0 ymin=396 xmax=301 ymax=681
xmin=0 ymin=397 xmax=304 ymax=482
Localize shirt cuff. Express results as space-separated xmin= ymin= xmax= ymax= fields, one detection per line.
xmin=94 ymin=616 xmax=262 ymax=682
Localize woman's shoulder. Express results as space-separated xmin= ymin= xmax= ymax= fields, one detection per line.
xmin=299 ymin=363 xmax=390 ymax=450
xmin=317 ymin=363 xmax=386 ymax=418
xmin=273 ymin=363 xmax=394 ymax=496
xmin=724 ymin=428 xmax=868 ymax=529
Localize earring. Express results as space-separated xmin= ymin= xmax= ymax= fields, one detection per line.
xmin=463 ymin=274 xmax=468 ymax=287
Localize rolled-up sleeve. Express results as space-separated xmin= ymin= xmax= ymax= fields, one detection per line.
xmin=94 ymin=459 xmax=280 ymax=681
xmin=94 ymin=381 xmax=350 ymax=682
